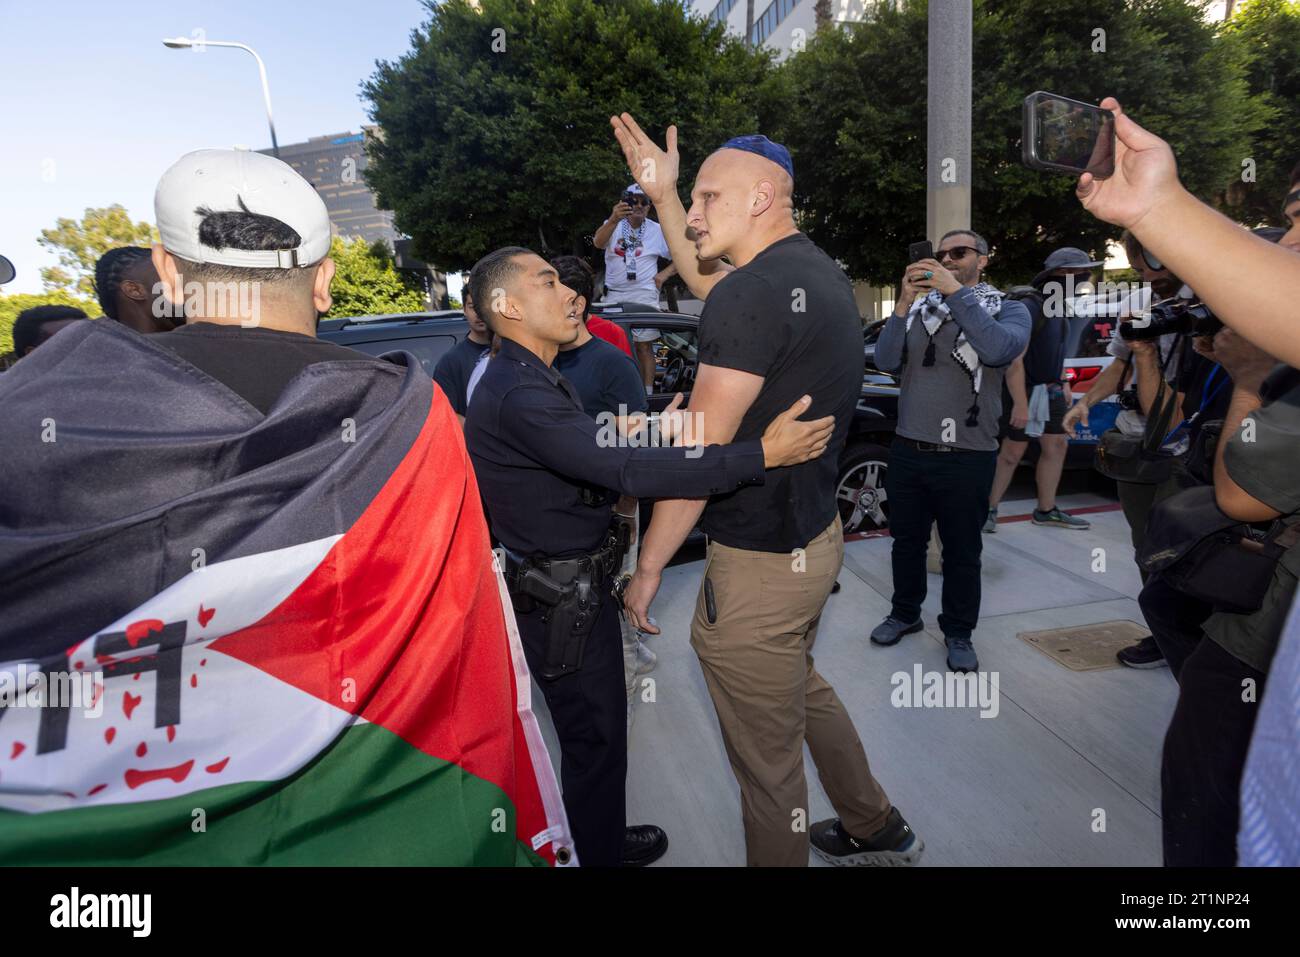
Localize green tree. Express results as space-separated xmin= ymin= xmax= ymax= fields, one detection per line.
xmin=772 ymin=0 xmax=1275 ymax=286
xmin=38 ymin=205 xmax=158 ymax=297
xmin=1216 ymin=0 xmax=1300 ymax=225
xmin=325 ymin=236 xmax=430 ymax=318
xmin=362 ymin=0 xmax=778 ymax=271
xmin=0 ymin=290 xmax=101 ymax=357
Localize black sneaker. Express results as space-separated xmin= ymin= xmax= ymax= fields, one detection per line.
xmin=1116 ymin=636 xmax=1167 ymax=669
xmin=810 ymin=808 xmax=924 ymax=867
xmin=621 ymin=824 xmax=668 ymax=866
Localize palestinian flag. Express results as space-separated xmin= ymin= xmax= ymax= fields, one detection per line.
xmin=0 ymin=321 xmax=572 ymax=866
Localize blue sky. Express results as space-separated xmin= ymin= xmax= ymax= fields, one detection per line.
xmin=0 ymin=0 xmax=439 ymax=294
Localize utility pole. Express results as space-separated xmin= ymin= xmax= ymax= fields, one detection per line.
xmin=925 ymin=0 xmax=972 ymax=244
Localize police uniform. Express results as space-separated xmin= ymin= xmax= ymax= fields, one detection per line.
xmin=464 ymin=338 xmax=764 ymax=865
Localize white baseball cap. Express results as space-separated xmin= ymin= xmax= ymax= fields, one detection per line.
xmin=154 ymin=148 xmax=331 ymax=269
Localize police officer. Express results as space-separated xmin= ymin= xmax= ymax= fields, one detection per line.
xmin=463 ymin=246 xmax=833 ymax=867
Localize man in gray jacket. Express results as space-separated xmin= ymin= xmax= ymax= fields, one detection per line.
xmin=869 ymin=230 xmax=1031 ymax=672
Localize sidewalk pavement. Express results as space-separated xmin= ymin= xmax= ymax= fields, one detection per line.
xmin=533 ymin=491 xmax=1178 ymax=866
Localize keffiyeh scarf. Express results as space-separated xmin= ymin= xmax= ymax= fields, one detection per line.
xmin=905 ymin=281 xmax=1004 ymax=426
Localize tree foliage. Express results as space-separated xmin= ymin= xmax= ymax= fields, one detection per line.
xmin=325 ymin=236 xmax=430 ymax=318
xmin=772 ymin=0 xmax=1275 ymax=286
xmin=0 ymin=289 xmax=101 ymax=357
xmin=362 ymin=0 xmax=778 ymax=271
xmin=38 ymin=205 xmax=158 ymax=297
xmin=1216 ymin=0 xmax=1300 ymax=225
xmin=360 ymin=0 xmax=1290 ymax=292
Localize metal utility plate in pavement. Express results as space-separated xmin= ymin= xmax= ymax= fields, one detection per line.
xmin=1017 ymin=619 xmax=1151 ymax=671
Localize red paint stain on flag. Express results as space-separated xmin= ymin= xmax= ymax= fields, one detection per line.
xmin=125 ymin=619 xmax=165 ymax=648
xmin=125 ymin=760 xmax=194 ymax=790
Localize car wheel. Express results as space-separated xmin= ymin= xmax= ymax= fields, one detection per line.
xmin=836 ymin=441 xmax=890 ymax=534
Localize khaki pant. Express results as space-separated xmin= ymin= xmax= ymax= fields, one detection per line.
xmin=690 ymin=516 xmax=892 ymax=866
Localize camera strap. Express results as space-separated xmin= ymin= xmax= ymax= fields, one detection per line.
xmin=1162 ymin=362 xmax=1228 ymax=445
xmin=1142 ymin=375 xmax=1181 ymax=455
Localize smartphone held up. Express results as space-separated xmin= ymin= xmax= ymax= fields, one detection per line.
xmin=907 ymin=241 xmax=934 ymax=264
xmin=1021 ymin=91 xmax=1115 ymax=179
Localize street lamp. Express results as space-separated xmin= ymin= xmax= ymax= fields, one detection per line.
xmin=162 ymin=37 xmax=280 ymax=157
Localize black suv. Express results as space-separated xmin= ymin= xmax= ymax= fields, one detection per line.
xmin=319 ymin=306 xmax=900 ymax=537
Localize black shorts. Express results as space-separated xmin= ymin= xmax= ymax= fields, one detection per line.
xmin=999 ymin=381 xmax=1068 ymax=443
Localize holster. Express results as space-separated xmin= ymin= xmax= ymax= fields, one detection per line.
xmin=502 ymin=530 xmax=624 ymax=681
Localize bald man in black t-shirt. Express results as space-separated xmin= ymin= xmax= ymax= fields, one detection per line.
xmin=611 ymin=116 xmax=923 ymax=867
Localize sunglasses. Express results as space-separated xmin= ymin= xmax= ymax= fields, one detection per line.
xmin=623 ymin=196 xmax=650 ymax=207
xmin=938 ymin=245 xmax=979 ymax=261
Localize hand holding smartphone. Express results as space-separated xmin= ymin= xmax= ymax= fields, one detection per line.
xmin=1022 ymin=91 xmax=1115 ymax=178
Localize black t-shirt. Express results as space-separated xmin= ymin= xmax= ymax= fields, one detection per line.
xmin=156 ymin=322 xmax=373 ymax=415
xmin=553 ymin=336 xmax=648 ymax=420
xmin=433 ymin=336 xmax=490 ymax=416
xmin=697 ymin=232 xmax=862 ymax=552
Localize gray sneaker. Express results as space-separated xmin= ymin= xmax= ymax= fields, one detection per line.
xmin=870 ymin=615 xmax=924 ymax=646
xmin=945 ymin=635 xmax=979 ymax=673
xmin=1032 ymin=506 xmax=1090 ymax=530
xmin=983 ymin=507 xmax=998 ymax=533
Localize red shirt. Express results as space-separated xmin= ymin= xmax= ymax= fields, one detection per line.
xmin=586 ymin=315 xmax=632 ymax=357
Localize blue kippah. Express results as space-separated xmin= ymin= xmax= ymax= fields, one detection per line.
xmin=719 ymin=134 xmax=794 ymax=182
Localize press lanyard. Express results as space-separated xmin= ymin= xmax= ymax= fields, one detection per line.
xmin=1162 ymin=363 xmax=1227 ymax=445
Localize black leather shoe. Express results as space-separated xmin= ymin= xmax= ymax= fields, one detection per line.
xmin=622 ymin=825 xmax=668 ymax=867
xmin=869 ymin=615 xmax=923 ymax=646
xmin=831 ymin=580 xmax=842 ymax=594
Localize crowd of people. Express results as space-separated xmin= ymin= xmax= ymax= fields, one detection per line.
xmin=3 ymin=95 xmax=1299 ymax=869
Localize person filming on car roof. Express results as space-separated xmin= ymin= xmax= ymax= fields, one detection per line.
xmin=593 ymin=183 xmax=677 ymax=394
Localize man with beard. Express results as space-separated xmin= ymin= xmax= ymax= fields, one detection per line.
xmin=870 ymin=230 xmax=1031 ymax=673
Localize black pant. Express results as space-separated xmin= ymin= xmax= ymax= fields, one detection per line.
xmin=1116 ymin=479 xmax=1158 ymax=585
xmin=1161 ymin=637 xmax=1265 ymax=866
xmin=1138 ymin=577 xmax=1213 ymax=681
xmin=886 ymin=439 xmax=997 ymax=639
xmin=516 ymin=595 xmax=626 ymax=866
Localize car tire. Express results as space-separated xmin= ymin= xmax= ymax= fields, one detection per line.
xmin=836 ymin=441 xmax=891 ymax=535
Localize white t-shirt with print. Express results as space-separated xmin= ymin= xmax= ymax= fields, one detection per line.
xmin=603 ymin=217 xmax=670 ymax=307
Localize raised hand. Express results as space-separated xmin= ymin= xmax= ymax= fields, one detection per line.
xmin=1075 ymin=98 xmax=1182 ymax=232
xmin=610 ymin=113 xmax=679 ymax=207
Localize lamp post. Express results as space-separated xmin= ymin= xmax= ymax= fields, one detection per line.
xmin=925 ymin=0 xmax=972 ymax=244
xmin=162 ymin=37 xmax=280 ymax=157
